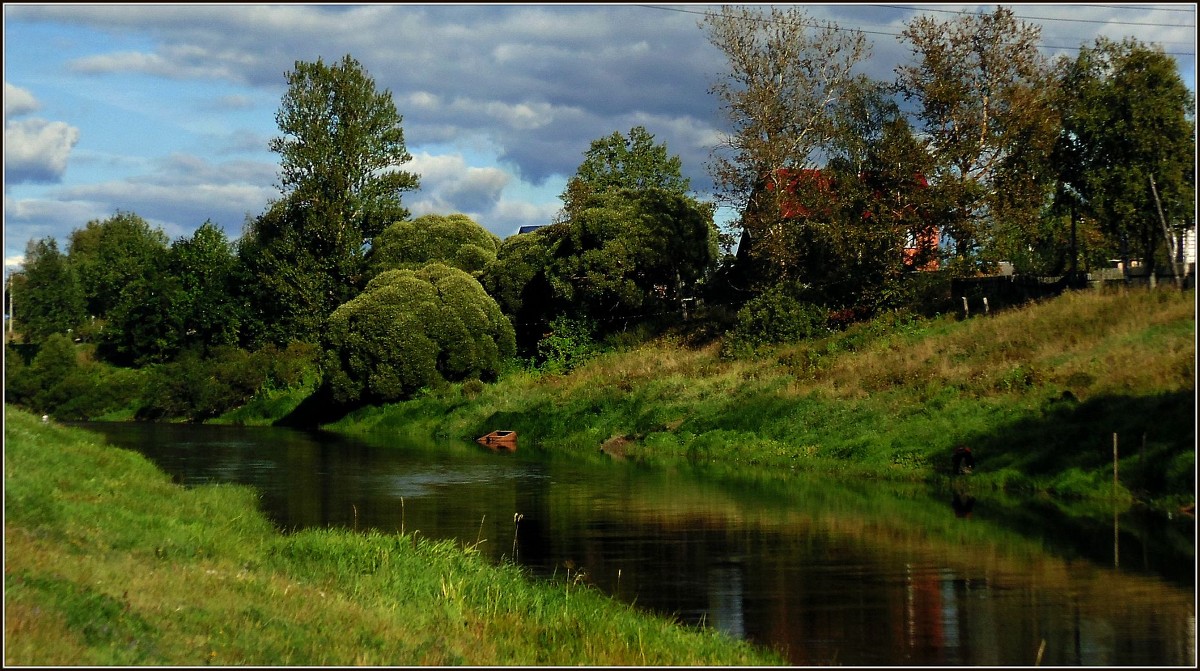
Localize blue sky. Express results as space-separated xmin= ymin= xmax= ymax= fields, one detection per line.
xmin=4 ymin=4 xmax=1196 ymax=275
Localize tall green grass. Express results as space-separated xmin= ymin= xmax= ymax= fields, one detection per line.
xmin=328 ymin=287 xmax=1195 ymax=509
xmin=4 ymin=407 xmax=784 ymax=666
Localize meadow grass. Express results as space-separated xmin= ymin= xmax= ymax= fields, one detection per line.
xmin=328 ymin=286 xmax=1195 ymax=511
xmin=4 ymin=407 xmax=785 ymax=666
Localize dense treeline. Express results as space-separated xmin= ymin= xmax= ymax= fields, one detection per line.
xmin=4 ymin=8 xmax=1194 ymax=424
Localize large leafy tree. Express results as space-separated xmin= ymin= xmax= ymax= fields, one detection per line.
xmin=700 ymin=5 xmax=868 ymax=284
xmin=559 ymin=126 xmax=691 ymax=219
xmin=66 ymin=211 xmax=169 ymax=320
xmin=237 ymin=199 xmax=333 ymax=347
xmin=896 ymin=6 xmax=1060 ymax=273
xmin=99 ymin=269 xmax=182 ymax=366
xmin=1055 ymin=37 xmax=1195 ymax=280
xmin=322 ymin=264 xmax=515 ymax=406
xmin=480 ymin=230 xmax=559 ymax=356
xmin=249 ymin=54 xmax=419 ymax=344
xmin=485 ymin=187 xmax=717 ymax=351
xmin=12 ymin=237 xmax=86 ymax=343
xmin=367 ymin=213 xmax=501 ymax=278
xmin=169 ymin=221 xmax=244 ymax=351
xmin=270 ymin=54 xmax=419 ymax=244
xmin=550 ymin=188 xmax=717 ymax=324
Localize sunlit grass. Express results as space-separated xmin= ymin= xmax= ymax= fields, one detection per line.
xmin=331 ymin=287 xmax=1194 ymax=509
xmin=4 ymin=407 xmax=785 ymax=666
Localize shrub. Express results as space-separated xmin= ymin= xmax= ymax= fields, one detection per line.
xmin=722 ymin=283 xmax=829 ymax=356
xmin=323 ymin=264 xmax=516 ymax=405
xmin=367 ymin=213 xmax=501 ymax=278
xmin=536 ymin=315 xmax=598 ymax=374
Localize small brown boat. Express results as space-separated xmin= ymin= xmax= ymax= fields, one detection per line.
xmin=476 ymin=430 xmax=517 ymax=450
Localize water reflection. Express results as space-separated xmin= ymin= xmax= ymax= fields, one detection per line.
xmin=74 ymin=421 xmax=1195 ymax=666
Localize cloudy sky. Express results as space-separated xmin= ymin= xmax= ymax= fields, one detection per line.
xmin=4 ymin=3 xmax=1196 ymax=274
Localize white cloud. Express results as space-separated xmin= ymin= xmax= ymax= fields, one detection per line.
xmin=405 ymin=151 xmax=564 ymax=236
xmin=4 ymin=117 xmax=80 ymax=184
xmin=4 ymin=82 xmax=40 ymax=118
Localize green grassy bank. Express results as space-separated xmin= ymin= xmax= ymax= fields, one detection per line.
xmin=3 ymin=408 xmax=785 ymax=666
xmin=321 ymin=287 xmax=1196 ymax=511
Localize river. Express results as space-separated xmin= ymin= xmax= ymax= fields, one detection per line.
xmin=74 ymin=421 xmax=1196 ymax=666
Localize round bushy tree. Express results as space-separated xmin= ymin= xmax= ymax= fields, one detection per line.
xmin=367 ymin=213 xmax=501 ymax=278
xmin=323 ymin=264 xmax=515 ymax=405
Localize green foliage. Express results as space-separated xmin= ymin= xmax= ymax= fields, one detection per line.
xmin=135 ymin=344 xmax=318 ymax=422
xmin=47 ymin=365 xmax=144 ymax=422
xmin=701 ymin=5 xmax=868 ymax=283
xmin=483 ymin=188 xmax=718 ymax=354
xmin=559 ymin=126 xmax=690 ymax=218
xmin=244 ymin=55 xmax=420 ymax=347
xmin=553 ymin=188 xmax=718 ymax=329
xmin=368 ymin=213 xmax=500 ymax=278
xmin=4 ymin=334 xmax=77 ymax=413
xmin=897 ymin=6 xmax=1059 ymax=271
xmin=723 ymin=283 xmax=829 ymax=356
xmin=168 ymin=221 xmax=244 ymax=351
xmin=67 ymin=211 xmax=170 ymax=320
xmin=323 ymin=264 xmax=516 ymax=405
xmin=271 ymin=54 xmax=419 ymax=242
xmin=12 ymin=238 xmax=86 ymax=342
xmin=1055 ymin=37 xmax=1195 ymax=276
xmin=4 ymin=341 xmax=145 ymax=420
xmin=237 ymin=200 xmax=337 ymax=346
xmin=536 ymin=315 xmax=598 ymax=374
xmin=481 ymin=229 xmax=559 ymax=356
xmin=98 ymin=270 xmax=183 ymax=367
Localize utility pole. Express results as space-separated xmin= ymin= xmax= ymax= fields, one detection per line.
xmin=1149 ymin=175 xmax=1183 ymax=290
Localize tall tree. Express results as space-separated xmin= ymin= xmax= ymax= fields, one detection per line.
xmin=1055 ymin=37 xmax=1195 ymax=280
xmin=270 ymin=54 xmax=419 ymax=244
xmin=700 ymin=5 xmax=868 ymax=284
xmin=169 ymin=221 xmax=244 ymax=351
xmin=559 ymin=126 xmax=691 ymax=218
xmin=13 ymin=238 xmax=85 ymax=343
xmin=251 ymin=54 xmax=419 ymax=344
xmin=66 ymin=211 xmax=169 ymax=320
xmin=896 ymin=6 xmax=1059 ymax=273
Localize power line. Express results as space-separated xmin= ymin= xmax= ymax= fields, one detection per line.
xmin=1052 ymin=4 xmax=1198 ymax=13
xmin=641 ymin=5 xmax=1196 ymax=58
xmin=871 ymin=4 xmax=1195 ymax=28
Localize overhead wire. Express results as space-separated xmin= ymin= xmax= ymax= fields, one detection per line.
xmin=639 ymin=4 xmax=1196 ymax=57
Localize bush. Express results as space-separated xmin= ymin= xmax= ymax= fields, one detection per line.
xmin=722 ymin=283 xmax=829 ymax=356
xmin=135 ymin=345 xmax=307 ymax=422
xmin=536 ymin=315 xmax=598 ymax=374
xmin=367 ymin=213 xmax=501 ymax=278
xmin=323 ymin=264 xmax=516 ymax=405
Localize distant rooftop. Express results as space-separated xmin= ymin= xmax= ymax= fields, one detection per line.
xmin=517 ymin=225 xmax=545 ymax=235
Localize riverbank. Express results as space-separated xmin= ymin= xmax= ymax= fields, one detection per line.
xmin=3 ymin=407 xmax=785 ymax=666
xmin=314 ymin=287 xmax=1195 ymax=512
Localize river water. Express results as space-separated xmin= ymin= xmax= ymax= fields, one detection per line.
xmin=74 ymin=421 xmax=1195 ymax=666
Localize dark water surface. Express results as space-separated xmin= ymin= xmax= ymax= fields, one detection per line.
xmin=74 ymin=421 xmax=1196 ymax=666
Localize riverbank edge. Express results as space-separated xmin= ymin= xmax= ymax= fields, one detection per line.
xmin=309 ymin=288 xmax=1195 ymax=516
xmin=3 ymin=406 xmax=787 ymax=666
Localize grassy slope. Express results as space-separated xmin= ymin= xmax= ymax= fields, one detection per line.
xmin=3 ymin=408 xmax=784 ymax=666
xmin=327 ymin=287 xmax=1196 ymax=509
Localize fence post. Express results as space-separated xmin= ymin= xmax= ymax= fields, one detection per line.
xmin=961 ymin=296 xmax=969 ymax=318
